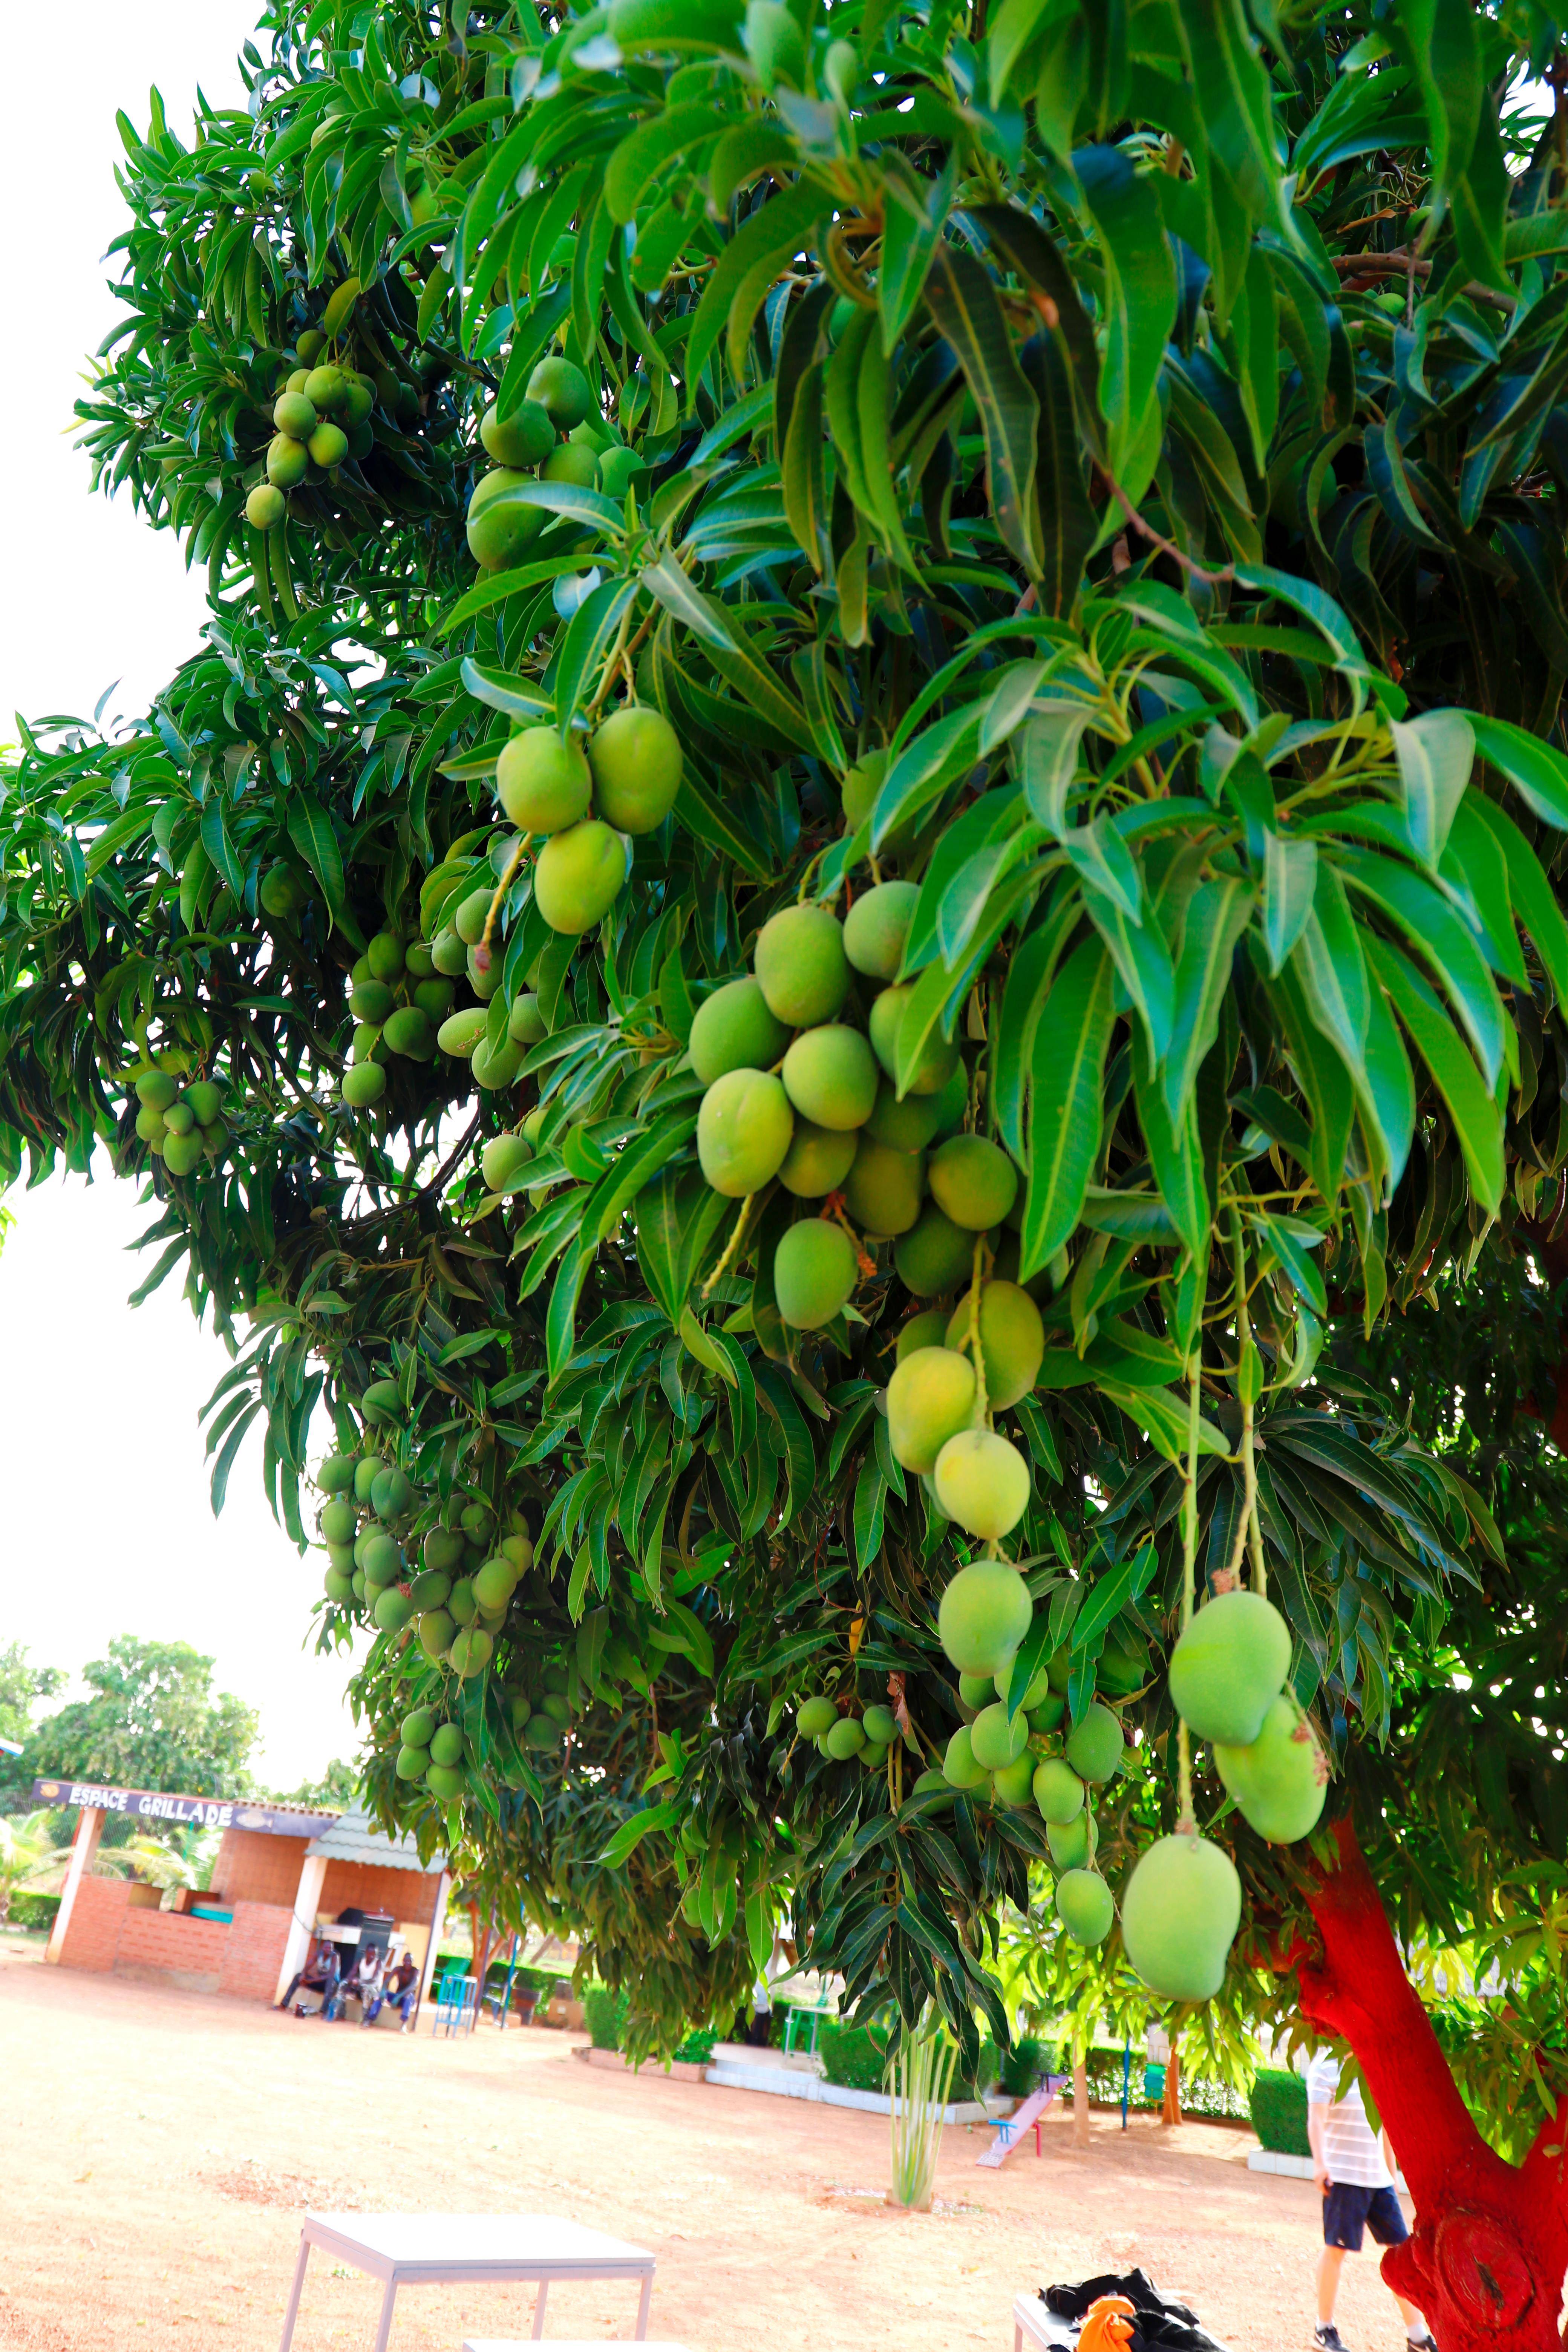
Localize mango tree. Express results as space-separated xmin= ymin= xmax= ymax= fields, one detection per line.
xmin=7 ymin=0 xmax=1568 ymax=2329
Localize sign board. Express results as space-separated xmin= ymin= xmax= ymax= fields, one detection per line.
xmin=31 ymin=1779 xmax=337 ymax=1839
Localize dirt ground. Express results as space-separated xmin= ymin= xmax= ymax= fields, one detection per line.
xmin=0 ymin=1934 xmax=1417 ymax=2352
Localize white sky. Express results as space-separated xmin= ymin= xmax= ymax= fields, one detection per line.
xmin=0 ymin=8 xmax=366 ymax=1788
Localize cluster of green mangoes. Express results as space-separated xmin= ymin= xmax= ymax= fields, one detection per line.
xmin=795 ymin=1695 xmax=898 ymax=1769
xmin=129 ymin=1068 xmax=228 ymax=1176
xmin=316 ymin=1411 xmax=533 ymax=1679
xmin=394 ymin=1708 xmax=472 ymax=1801
xmin=1112 ymin=1589 xmax=1328 ymax=2002
xmin=692 ymin=893 xmax=1036 ymax=1398
xmin=938 ymin=1666 xmax=1124 ymax=1947
xmin=507 ymin=1664 xmax=577 ymax=1756
xmin=245 ymin=322 xmax=379 ymax=529
xmin=418 ymin=848 xmax=548 ymax=1090
xmin=465 ymin=354 xmax=646 ymax=575
xmin=492 ymin=701 xmax=683 ymax=938
xmin=337 ymin=928 xmax=458 ymax=1111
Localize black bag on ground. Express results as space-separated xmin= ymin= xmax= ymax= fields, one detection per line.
xmin=1041 ymin=2267 xmax=1227 ymax=2352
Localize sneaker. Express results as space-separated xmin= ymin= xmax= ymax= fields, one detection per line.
xmin=1312 ymin=2328 xmax=1347 ymax=2352
xmin=1407 ymin=2336 xmax=1436 ymax=2351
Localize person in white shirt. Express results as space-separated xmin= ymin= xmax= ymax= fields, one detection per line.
xmin=1306 ymin=2051 xmax=1433 ymax=2352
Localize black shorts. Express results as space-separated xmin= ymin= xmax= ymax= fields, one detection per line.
xmin=1323 ymin=2183 xmax=1409 ymax=2251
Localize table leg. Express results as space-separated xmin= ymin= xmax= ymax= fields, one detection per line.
xmin=531 ymin=2278 xmax=549 ymax=2340
xmin=635 ymin=2267 xmax=653 ymax=2339
xmin=277 ymin=2237 xmax=310 ymax=2352
xmin=371 ymin=2280 xmax=398 ymax=2352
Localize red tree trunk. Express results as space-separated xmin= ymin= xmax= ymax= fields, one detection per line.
xmin=1297 ymin=1818 xmax=1568 ymax=2352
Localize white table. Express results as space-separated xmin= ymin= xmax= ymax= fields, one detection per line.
xmin=277 ymin=2213 xmax=656 ymax=2350
xmin=1014 ymin=2290 xmax=1232 ymax=2352
xmin=1015 ymin=2294 xmax=1074 ymax=2352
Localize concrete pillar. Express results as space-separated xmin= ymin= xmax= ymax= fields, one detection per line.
xmin=46 ymin=1807 xmax=104 ymax=1965
xmin=417 ymin=1869 xmax=450 ymax=2014
xmin=275 ymin=1851 xmax=328 ymax=2004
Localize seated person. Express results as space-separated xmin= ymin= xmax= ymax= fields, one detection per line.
xmin=341 ymin=1939 xmax=383 ymax=2019
xmin=277 ymin=1934 xmax=341 ymax=2017
xmin=364 ymin=1949 xmax=421 ymax=2030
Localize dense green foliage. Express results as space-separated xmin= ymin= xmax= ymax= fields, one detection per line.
xmin=8 ymin=1637 xmax=259 ymax=1804
xmin=7 ymin=0 xmax=1568 ymax=2080
xmin=0 ymin=1643 xmax=64 ymax=1773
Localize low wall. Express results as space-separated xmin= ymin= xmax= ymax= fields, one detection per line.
xmin=55 ymin=1881 xmax=292 ymax=2001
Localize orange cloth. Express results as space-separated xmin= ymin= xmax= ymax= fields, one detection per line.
xmin=1078 ymin=2297 xmax=1137 ymax=2352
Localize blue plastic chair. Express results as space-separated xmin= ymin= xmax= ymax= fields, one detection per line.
xmin=431 ymin=1971 xmax=478 ymax=2038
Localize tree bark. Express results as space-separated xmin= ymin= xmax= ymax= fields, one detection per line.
xmin=1073 ymin=2038 xmax=1089 ymax=2148
xmin=1161 ymin=2044 xmax=1181 ymax=2128
xmin=1298 ymin=1816 xmax=1568 ymax=2352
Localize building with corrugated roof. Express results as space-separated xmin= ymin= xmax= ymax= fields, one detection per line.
xmin=37 ymin=1778 xmax=450 ymax=2011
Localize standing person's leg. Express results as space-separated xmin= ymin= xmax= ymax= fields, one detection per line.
xmin=1364 ymin=2190 xmax=1432 ymax=2344
xmin=1316 ymin=2247 xmax=1347 ymax=2329
xmin=1315 ymin=2184 xmax=1369 ymax=2345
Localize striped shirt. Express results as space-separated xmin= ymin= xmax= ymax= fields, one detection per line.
xmin=1306 ymin=2053 xmax=1392 ymax=2189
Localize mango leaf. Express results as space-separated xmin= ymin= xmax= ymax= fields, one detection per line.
xmin=1262 ymin=830 xmax=1317 ymax=975
xmin=1367 ymin=936 xmax=1503 ymax=1214
xmin=1017 ymin=703 xmax=1092 ymax=835
xmin=597 ymin=1799 xmax=681 ymax=1867
xmin=1073 ymin=143 xmax=1176 ymax=481
xmin=879 ymin=154 xmax=954 ymax=357
xmin=1468 ymin=712 xmax=1568 ymax=830
xmin=1020 ymin=938 xmax=1114 ymax=1277
xmin=923 ymin=241 xmax=1040 ymax=576
xmin=1163 ymin=875 xmax=1253 ymax=1122
xmin=1392 ymin=710 xmax=1474 ymax=870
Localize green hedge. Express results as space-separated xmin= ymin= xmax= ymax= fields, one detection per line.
xmin=580 ymin=1985 xmax=713 ymax=2066
xmin=818 ymin=2019 xmax=891 ymax=2091
xmin=6 ymin=1894 xmax=59 ymax=1933
xmin=818 ymin=2018 xmax=998 ymax=2100
xmin=998 ymin=2035 xmax=1050 ymax=2097
xmin=582 ymin=1983 xmax=626 ymax=2051
xmin=1250 ymin=2067 xmax=1311 ymax=2155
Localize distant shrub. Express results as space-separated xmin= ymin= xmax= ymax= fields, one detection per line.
xmin=7 ymin=1893 xmax=59 ymax=1933
xmin=672 ymin=2026 xmax=718 ymax=2066
xmin=1250 ymin=2067 xmax=1310 ymax=2155
xmin=582 ymin=1983 xmax=627 ymax=2050
xmin=998 ymin=2034 xmax=1049 ymax=2097
xmin=819 ymin=2018 xmax=892 ymax=2092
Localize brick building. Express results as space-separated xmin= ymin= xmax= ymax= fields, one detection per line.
xmin=36 ymin=1778 xmax=449 ymax=2011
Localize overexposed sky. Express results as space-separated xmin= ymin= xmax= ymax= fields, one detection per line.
xmin=0 ymin=3 xmax=258 ymax=735
xmin=0 ymin=8 xmax=366 ymax=1788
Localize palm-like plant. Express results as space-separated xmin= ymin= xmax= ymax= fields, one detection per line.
xmin=0 ymin=1811 xmax=66 ymax=1922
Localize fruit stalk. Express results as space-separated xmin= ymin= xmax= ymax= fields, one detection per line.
xmin=965 ymin=1234 xmax=990 ymax=1427
xmin=701 ymin=1192 xmax=756 ymax=1298
xmin=480 ymin=832 xmax=531 ymax=955
xmin=1227 ymin=1206 xmax=1266 ymax=1600
xmin=1177 ymin=1354 xmax=1202 ymax=1830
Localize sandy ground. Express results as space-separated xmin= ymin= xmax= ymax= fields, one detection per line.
xmin=0 ymin=1934 xmax=1418 ymax=2352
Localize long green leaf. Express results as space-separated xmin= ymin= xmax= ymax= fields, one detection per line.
xmin=1020 ymin=938 xmax=1114 ymax=1277
xmin=923 ymin=241 xmax=1040 ymax=575
xmin=1367 ymin=936 xmax=1503 ymax=1213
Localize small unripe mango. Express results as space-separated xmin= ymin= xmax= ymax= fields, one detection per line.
xmin=533 ymin=820 xmax=627 ymax=934
xmin=689 ymin=977 xmax=789 ymax=1086
xmin=697 ymin=1068 xmax=793 ymax=1196
xmin=753 ymin=904 xmax=849 ymax=1027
